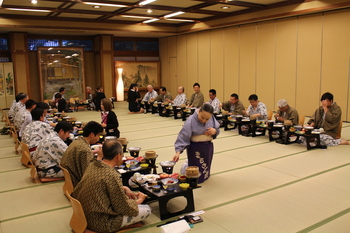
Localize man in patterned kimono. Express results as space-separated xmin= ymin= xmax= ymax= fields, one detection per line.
xmin=8 ymin=92 xmax=24 ymax=119
xmin=14 ymin=99 xmax=37 ymax=137
xmin=9 ymin=93 xmax=28 ymax=119
xmin=244 ymin=94 xmax=268 ymax=120
xmin=274 ymin=99 xmax=299 ymax=125
xmin=32 ymin=121 xmax=73 ymax=178
xmin=167 ymin=86 xmax=187 ymax=107
xmin=61 ymin=121 xmax=104 ymax=187
xmin=72 ymin=140 xmax=150 ymax=233
xmin=22 ymin=108 xmax=54 ymax=158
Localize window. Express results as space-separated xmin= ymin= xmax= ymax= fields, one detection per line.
xmin=28 ymin=39 xmax=93 ymax=51
xmin=0 ymin=38 xmax=8 ymax=50
xmin=114 ymin=40 xmax=159 ymax=52
xmin=28 ymin=39 xmax=59 ymax=51
xmin=62 ymin=39 xmax=93 ymax=51
xmin=114 ymin=41 xmax=134 ymax=51
xmin=136 ymin=41 xmax=159 ymax=51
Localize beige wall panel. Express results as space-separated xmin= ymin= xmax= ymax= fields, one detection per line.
xmin=321 ymin=9 xmax=350 ymax=121
xmin=220 ymin=27 xmax=240 ymax=102
xmin=13 ymin=33 xmax=25 ymax=51
xmin=169 ymin=57 xmax=177 ymax=95
xmin=168 ymin=37 xmax=177 ymax=58
xmin=159 ymin=38 xmax=169 ymax=89
xmin=84 ymin=52 xmax=96 ymax=91
xmin=223 ymin=27 xmax=239 ymax=101
xmin=296 ymin=14 xmax=323 ymax=117
xmin=256 ymin=21 xmax=276 ymax=111
xmin=197 ymin=31 xmax=211 ymax=99
xmin=275 ymin=18 xmax=297 ymax=110
xmin=28 ymin=52 xmax=40 ymax=101
xmin=239 ymin=24 xmax=257 ymax=103
xmin=186 ymin=33 xmax=198 ymax=97
xmin=176 ymin=35 xmax=187 ymax=96
xmin=102 ymin=35 xmax=112 ymax=51
xmin=13 ymin=54 xmax=28 ymax=94
xmin=210 ymin=29 xmax=224 ymax=101
xmin=102 ymin=53 xmax=113 ymax=98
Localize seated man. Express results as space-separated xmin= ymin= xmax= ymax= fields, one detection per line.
xmin=188 ymin=83 xmax=204 ymax=108
xmin=9 ymin=93 xmax=28 ymax=119
xmin=156 ymin=86 xmax=172 ymax=103
xmin=207 ymin=89 xmax=221 ymax=114
xmin=72 ymin=140 xmax=151 ymax=233
xmin=221 ymin=93 xmax=245 ymax=115
xmin=86 ymin=86 xmax=95 ymax=110
xmin=167 ymin=86 xmax=186 ymax=106
xmin=14 ymin=99 xmax=37 ymax=138
xmin=244 ymin=94 xmax=267 ymax=120
xmin=54 ymin=93 xmax=68 ymax=113
xmin=35 ymin=102 xmax=57 ymax=127
xmin=8 ymin=92 xmax=24 ymax=119
xmin=274 ymin=99 xmax=299 ymax=125
xmin=61 ymin=121 xmax=104 ymax=187
xmin=306 ymin=92 xmax=349 ymax=146
xmin=32 ymin=121 xmax=73 ymax=178
xmin=52 ymin=87 xmax=66 ymax=100
xmin=142 ymin=85 xmax=158 ymax=113
xmin=22 ymin=108 xmax=54 ymax=158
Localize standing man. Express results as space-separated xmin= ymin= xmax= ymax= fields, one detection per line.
xmin=306 ymin=92 xmax=349 ymax=146
xmin=32 ymin=121 xmax=73 ymax=178
xmin=274 ymin=99 xmax=299 ymax=125
xmin=188 ymin=83 xmax=204 ymax=108
xmin=207 ymin=89 xmax=221 ymax=114
xmin=221 ymin=93 xmax=245 ymax=116
xmin=61 ymin=121 xmax=104 ymax=187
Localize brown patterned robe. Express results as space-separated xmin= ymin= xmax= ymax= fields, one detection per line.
xmin=72 ymin=161 xmax=138 ymax=232
xmin=61 ymin=137 xmax=95 ymax=187
xmin=276 ymin=106 xmax=299 ymax=125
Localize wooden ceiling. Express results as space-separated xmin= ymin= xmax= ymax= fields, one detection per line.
xmin=0 ymin=0 xmax=305 ymax=37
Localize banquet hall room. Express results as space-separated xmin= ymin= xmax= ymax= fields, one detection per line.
xmin=0 ymin=0 xmax=350 ymax=232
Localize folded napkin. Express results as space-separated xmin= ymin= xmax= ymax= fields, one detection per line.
xmin=160 ymin=220 xmax=190 ymax=233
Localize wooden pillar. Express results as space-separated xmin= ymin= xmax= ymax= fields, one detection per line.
xmin=94 ymin=34 xmax=115 ymax=98
xmin=9 ymin=32 xmax=31 ymax=97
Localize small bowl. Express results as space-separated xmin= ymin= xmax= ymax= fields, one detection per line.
xmin=136 ymin=177 xmax=147 ymax=185
xmin=179 ymin=183 xmax=190 ymax=191
xmin=125 ymin=160 xmax=139 ymax=168
xmin=179 ymin=176 xmax=187 ymax=183
xmin=140 ymin=163 xmax=149 ymax=169
xmin=152 ymin=185 xmax=161 ymax=192
xmin=161 ymin=178 xmax=178 ymax=187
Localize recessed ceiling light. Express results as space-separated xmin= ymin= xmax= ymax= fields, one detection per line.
xmin=83 ymin=2 xmax=127 ymax=8
xmin=221 ymin=6 xmax=230 ymax=9
xmin=93 ymin=5 xmax=100 ymax=8
xmin=147 ymin=9 xmax=153 ymax=13
xmin=31 ymin=0 xmax=37 ymax=4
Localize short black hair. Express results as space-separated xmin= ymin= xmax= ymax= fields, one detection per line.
xmin=59 ymin=87 xmax=65 ymax=93
xmin=82 ymin=121 xmax=104 ymax=137
xmin=18 ymin=93 xmax=28 ymax=101
xmin=209 ymin=89 xmax=216 ymax=95
xmin=25 ymin=99 xmax=37 ymax=109
xmin=55 ymin=121 xmax=73 ymax=134
xmin=55 ymin=93 xmax=62 ymax=99
xmin=231 ymin=93 xmax=239 ymax=99
xmin=129 ymin=83 xmax=137 ymax=90
xmin=160 ymin=86 xmax=166 ymax=92
xmin=193 ymin=83 xmax=200 ymax=88
xmin=321 ymin=92 xmax=333 ymax=102
xmin=15 ymin=93 xmax=25 ymax=102
xmin=36 ymin=102 xmax=49 ymax=110
xmin=31 ymin=108 xmax=44 ymax=121
xmin=200 ymin=103 xmax=214 ymax=114
xmin=102 ymin=140 xmax=123 ymax=160
xmin=248 ymin=94 xmax=258 ymax=101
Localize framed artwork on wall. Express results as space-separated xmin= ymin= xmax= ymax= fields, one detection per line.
xmin=115 ymin=61 xmax=160 ymax=90
xmin=38 ymin=47 xmax=85 ymax=101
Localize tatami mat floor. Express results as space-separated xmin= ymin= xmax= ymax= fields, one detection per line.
xmin=0 ymin=101 xmax=349 ymax=233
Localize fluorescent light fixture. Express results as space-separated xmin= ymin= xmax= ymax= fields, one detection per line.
xmin=143 ymin=18 xmax=159 ymax=23
xmin=164 ymin=11 xmax=184 ymax=19
xmin=6 ymin=8 xmax=52 ymax=12
xmin=166 ymin=18 xmax=195 ymax=22
xmin=83 ymin=2 xmax=127 ymax=8
xmin=139 ymin=0 xmax=156 ymax=6
xmin=121 ymin=15 xmax=152 ymax=19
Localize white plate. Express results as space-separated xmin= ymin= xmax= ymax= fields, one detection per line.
xmin=142 ymin=174 xmax=160 ymax=180
xmin=273 ymin=125 xmax=283 ymax=127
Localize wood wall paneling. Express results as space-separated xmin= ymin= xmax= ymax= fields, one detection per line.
xmin=159 ymin=38 xmax=169 ymax=89
xmin=28 ymin=52 xmax=40 ymax=101
xmin=168 ymin=37 xmax=177 ymax=58
xmin=256 ymin=21 xmax=276 ymax=111
xmin=186 ymin=33 xmax=198 ymax=97
xmin=239 ymin=24 xmax=257 ymax=104
xmin=13 ymin=54 xmax=28 ymax=95
xmin=102 ymin=52 xmax=113 ymax=98
xmin=296 ymin=14 xmax=322 ymax=117
xmin=223 ymin=27 xmax=239 ymax=102
xmin=210 ymin=29 xmax=224 ymax=101
xmin=321 ymin=9 xmax=350 ymax=121
xmin=169 ymin=57 xmax=177 ymax=95
xmin=197 ymin=31 xmax=211 ymax=99
xmin=84 ymin=52 xmax=97 ymax=91
xmin=275 ymin=18 xmax=297 ymax=110
xmin=176 ymin=35 xmax=187 ymax=96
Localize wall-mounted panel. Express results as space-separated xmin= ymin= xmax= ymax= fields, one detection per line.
xmin=186 ymin=33 xmax=198 ymax=97
xmin=176 ymin=35 xmax=187 ymax=96
xmin=197 ymin=31 xmax=211 ymax=98
xmin=210 ymin=29 xmax=224 ymax=101
xmin=322 ymin=9 xmax=350 ymax=121
xmin=159 ymin=38 xmax=169 ymax=88
xmin=223 ymin=27 xmax=239 ymax=101
xmin=296 ymin=14 xmax=322 ymax=117
xmin=168 ymin=37 xmax=177 ymax=58
xmin=256 ymin=21 xmax=276 ymax=111
xmin=239 ymin=24 xmax=257 ymax=104
xmin=275 ymin=18 xmax=297 ymax=109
